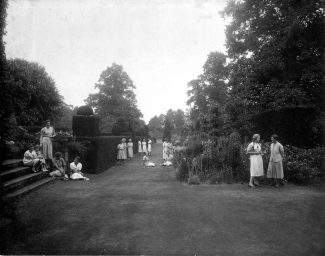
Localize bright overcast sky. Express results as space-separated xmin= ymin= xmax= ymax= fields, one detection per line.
xmin=5 ymin=0 xmax=228 ymax=123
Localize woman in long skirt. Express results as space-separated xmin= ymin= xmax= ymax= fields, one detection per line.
xmin=117 ymin=139 xmax=126 ymax=165
xmin=246 ymin=134 xmax=264 ymax=188
xmin=267 ymin=134 xmax=285 ymax=187
xmin=147 ymin=139 xmax=152 ymax=156
xmin=122 ymin=138 xmax=127 ymax=159
xmin=127 ymin=138 xmax=134 ymax=159
xmin=40 ymin=120 xmax=55 ymax=165
xmin=138 ymin=140 xmax=143 ymax=154
xmin=142 ymin=139 xmax=147 ymax=155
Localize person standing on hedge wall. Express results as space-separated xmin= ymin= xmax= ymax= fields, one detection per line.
xmin=40 ymin=120 xmax=55 ymax=166
xmin=267 ymin=134 xmax=285 ymax=188
xmin=246 ymin=134 xmax=264 ymax=188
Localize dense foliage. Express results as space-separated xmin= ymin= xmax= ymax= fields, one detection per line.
xmin=85 ymin=63 xmax=143 ymax=134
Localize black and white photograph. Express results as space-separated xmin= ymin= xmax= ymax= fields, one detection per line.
xmin=0 ymin=0 xmax=324 ymax=255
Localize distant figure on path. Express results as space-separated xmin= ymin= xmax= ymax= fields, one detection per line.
xmin=162 ymin=140 xmax=168 ymax=160
xmin=117 ymin=139 xmax=127 ymax=165
xmin=23 ymin=145 xmax=40 ymax=173
xmin=70 ymin=156 xmax=89 ymax=181
xmin=246 ymin=134 xmax=264 ymax=188
xmin=143 ymin=154 xmax=155 ymax=167
xmin=127 ymin=138 xmax=134 ymax=159
xmin=142 ymin=139 xmax=147 ymax=155
xmin=122 ymin=138 xmax=127 ymax=159
xmin=147 ymin=139 xmax=152 ymax=156
xmin=162 ymin=151 xmax=173 ymax=166
xmin=40 ymin=120 xmax=55 ymax=165
xmin=138 ymin=140 xmax=143 ymax=154
xmin=267 ymin=134 xmax=285 ymax=188
xmin=50 ymin=152 xmax=68 ymax=179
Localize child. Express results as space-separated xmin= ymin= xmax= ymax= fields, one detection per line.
xmin=143 ymin=154 xmax=155 ymax=167
xmin=23 ymin=145 xmax=40 ymax=172
xmin=70 ymin=156 xmax=89 ymax=181
xmin=35 ymin=145 xmax=47 ymax=172
xmin=50 ymin=152 xmax=68 ymax=180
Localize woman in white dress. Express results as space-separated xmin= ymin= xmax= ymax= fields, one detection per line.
xmin=147 ymin=139 xmax=152 ymax=156
xmin=127 ymin=138 xmax=134 ymax=159
xmin=117 ymin=140 xmax=126 ymax=165
xmin=122 ymin=138 xmax=127 ymax=159
xmin=162 ymin=152 xmax=173 ymax=166
xmin=143 ymin=154 xmax=155 ymax=167
xmin=70 ymin=156 xmax=89 ymax=181
xmin=23 ymin=145 xmax=40 ymax=172
xmin=162 ymin=140 xmax=168 ymax=160
xmin=142 ymin=139 xmax=147 ymax=155
xmin=138 ymin=140 xmax=143 ymax=154
xmin=40 ymin=120 xmax=55 ymax=163
xmin=246 ymin=134 xmax=264 ymax=188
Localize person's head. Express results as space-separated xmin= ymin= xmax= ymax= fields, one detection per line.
xmin=252 ymin=134 xmax=260 ymax=142
xmin=74 ymin=156 xmax=80 ymax=164
xmin=143 ymin=139 xmax=146 ymax=141
xmin=28 ymin=144 xmax=34 ymax=152
xmin=34 ymin=145 xmax=40 ymax=151
xmin=129 ymin=138 xmax=132 ymax=142
xmin=54 ymin=152 xmax=62 ymax=159
xmin=45 ymin=120 xmax=51 ymax=127
xmin=271 ymin=134 xmax=278 ymax=143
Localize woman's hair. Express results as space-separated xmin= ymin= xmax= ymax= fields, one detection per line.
xmin=252 ymin=134 xmax=260 ymax=141
xmin=271 ymin=134 xmax=278 ymax=141
xmin=74 ymin=156 xmax=80 ymax=161
xmin=54 ymin=152 xmax=62 ymax=158
xmin=28 ymin=144 xmax=34 ymax=149
xmin=34 ymin=145 xmax=40 ymax=149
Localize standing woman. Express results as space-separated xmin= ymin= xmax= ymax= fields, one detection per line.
xmin=142 ymin=139 xmax=147 ymax=155
xmin=40 ymin=120 xmax=55 ymax=166
xmin=122 ymin=138 xmax=127 ymax=159
xmin=267 ymin=134 xmax=285 ymax=187
xmin=246 ymin=134 xmax=264 ymax=188
xmin=162 ymin=140 xmax=168 ymax=160
xmin=147 ymin=139 xmax=152 ymax=156
xmin=138 ymin=140 xmax=143 ymax=154
xmin=117 ymin=139 xmax=126 ymax=165
xmin=127 ymin=138 xmax=134 ymax=160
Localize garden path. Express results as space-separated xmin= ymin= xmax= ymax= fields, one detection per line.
xmin=1 ymin=143 xmax=325 ymax=255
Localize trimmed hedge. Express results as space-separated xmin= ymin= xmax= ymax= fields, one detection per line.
xmin=72 ymin=115 xmax=99 ymax=137
xmin=76 ymin=105 xmax=94 ymax=116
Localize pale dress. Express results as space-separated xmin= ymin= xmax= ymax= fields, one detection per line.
xmin=163 ymin=142 xmax=168 ymax=160
xmin=122 ymin=142 xmax=128 ymax=159
xmin=267 ymin=142 xmax=284 ymax=179
xmin=117 ymin=143 xmax=127 ymax=160
xmin=127 ymin=142 xmax=134 ymax=158
xmin=70 ymin=162 xmax=88 ymax=180
xmin=247 ymin=142 xmax=264 ymax=177
xmin=142 ymin=141 xmax=147 ymax=153
xmin=147 ymin=140 xmax=152 ymax=153
xmin=23 ymin=150 xmax=38 ymax=166
xmin=40 ymin=126 xmax=55 ymax=159
xmin=138 ymin=141 xmax=143 ymax=153
xmin=143 ymin=155 xmax=155 ymax=167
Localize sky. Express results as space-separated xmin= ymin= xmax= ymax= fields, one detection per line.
xmin=5 ymin=0 xmax=228 ymax=123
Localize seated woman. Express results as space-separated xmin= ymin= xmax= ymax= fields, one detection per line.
xmin=34 ymin=145 xmax=47 ymax=172
xmin=23 ymin=145 xmax=40 ymax=172
xmin=70 ymin=156 xmax=89 ymax=181
xmin=162 ymin=152 xmax=173 ymax=166
xmin=50 ymin=152 xmax=68 ymax=180
xmin=143 ymin=154 xmax=155 ymax=167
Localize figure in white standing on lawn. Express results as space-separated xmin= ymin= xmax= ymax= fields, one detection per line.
xmin=162 ymin=140 xmax=168 ymax=160
xmin=122 ymin=138 xmax=127 ymax=159
xmin=70 ymin=156 xmax=89 ymax=181
xmin=267 ymin=134 xmax=285 ymax=187
xmin=142 ymin=139 xmax=147 ymax=155
xmin=246 ymin=134 xmax=264 ymax=188
xmin=127 ymin=138 xmax=134 ymax=159
xmin=138 ymin=140 xmax=143 ymax=154
xmin=117 ymin=139 xmax=127 ymax=165
xmin=40 ymin=120 xmax=55 ymax=164
xmin=147 ymin=139 xmax=152 ymax=156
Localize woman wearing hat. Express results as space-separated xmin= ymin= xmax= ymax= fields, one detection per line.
xmin=246 ymin=134 xmax=264 ymax=188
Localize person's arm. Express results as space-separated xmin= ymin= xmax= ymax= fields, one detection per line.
xmin=51 ymin=127 xmax=56 ymax=137
xmin=40 ymin=128 xmax=43 ymax=146
xmin=279 ymin=144 xmax=285 ymax=159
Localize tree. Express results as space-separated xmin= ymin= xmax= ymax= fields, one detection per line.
xmin=85 ymin=63 xmax=143 ymax=131
xmin=163 ymin=118 xmax=172 ymax=141
xmin=1 ymin=58 xmax=63 ymax=127
xmin=223 ymin=0 xmax=324 ymax=146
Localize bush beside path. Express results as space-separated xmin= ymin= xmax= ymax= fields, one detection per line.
xmin=1 ymin=143 xmax=324 ymax=255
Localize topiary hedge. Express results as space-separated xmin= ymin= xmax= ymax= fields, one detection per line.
xmin=76 ymin=105 xmax=94 ymax=116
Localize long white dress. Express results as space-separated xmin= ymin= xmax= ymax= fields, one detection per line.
xmin=147 ymin=140 xmax=152 ymax=153
xmin=40 ymin=126 xmax=55 ymax=159
xmin=142 ymin=141 xmax=147 ymax=153
xmin=70 ymin=162 xmax=89 ymax=180
xmin=138 ymin=141 xmax=143 ymax=153
xmin=127 ymin=142 xmax=134 ymax=158
xmin=163 ymin=142 xmax=168 ymax=160
xmin=247 ymin=142 xmax=264 ymax=177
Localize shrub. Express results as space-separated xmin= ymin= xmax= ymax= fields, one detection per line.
xmin=188 ymin=174 xmax=200 ymax=185
xmin=67 ymin=141 xmax=88 ymax=161
xmin=76 ymin=105 xmax=94 ymax=116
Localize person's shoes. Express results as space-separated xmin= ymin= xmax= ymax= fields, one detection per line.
xmin=275 ymin=183 xmax=280 ymax=188
xmin=248 ymin=184 xmax=255 ymax=188
xmin=32 ymin=167 xmax=37 ymax=173
xmin=42 ymin=168 xmax=48 ymax=172
xmin=84 ymin=177 xmax=89 ymax=181
xmin=253 ymin=181 xmax=260 ymax=186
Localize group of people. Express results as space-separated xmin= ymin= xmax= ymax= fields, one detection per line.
xmin=247 ymin=134 xmax=285 ymax=188
xmin=23 ymin=120 xmax=89 ymax=181
xmin=117 ymin=138 xmax=153 ymax=165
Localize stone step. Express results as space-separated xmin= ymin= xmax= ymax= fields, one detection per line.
xmin=2 ymin=177 xmax=56 ymax=201
xmin=1 ymin=159 xmax=23 ymax=171
xmin=2 ymin=171 xmax=50 ymax=194
xmin=1 ymin=166 xmax=32 ymax=182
